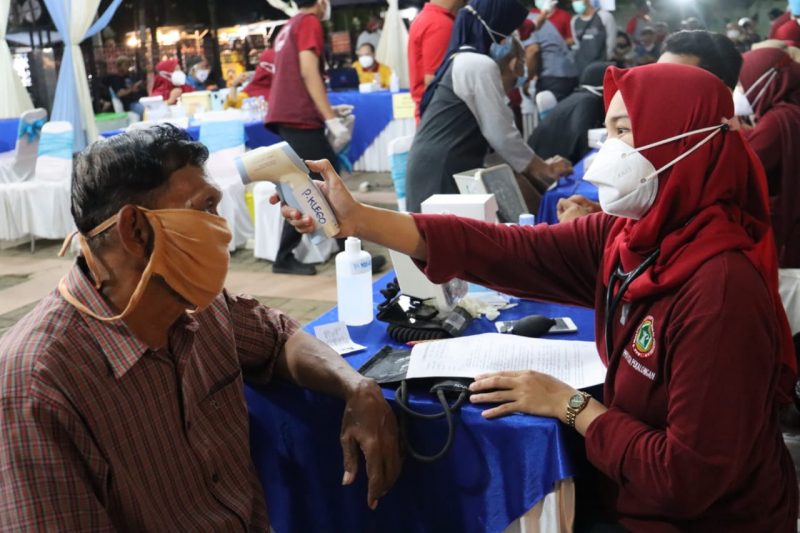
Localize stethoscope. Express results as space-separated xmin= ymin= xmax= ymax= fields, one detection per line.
xmin=604 ymin=248 xmax=660 ymax=359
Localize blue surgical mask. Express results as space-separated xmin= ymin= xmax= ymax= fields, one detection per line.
xmin=573 ymin=1 xmax=586 ymax=14
xmin=490 ymin=40 xmax=513 ymax=60
xmin=535 ymin=0 xmax=553 ymax=10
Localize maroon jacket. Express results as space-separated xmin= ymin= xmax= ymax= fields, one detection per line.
xmin=413 ymin=212 xmax=798 ymax=532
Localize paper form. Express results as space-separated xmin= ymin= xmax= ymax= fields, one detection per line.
xmin=406 ymin=333 xmax=606 ymax=389
xmin=313 ymin=322 xmax=367 ymax=355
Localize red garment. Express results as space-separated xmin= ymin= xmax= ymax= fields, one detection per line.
xmin=150 ymin=59 xmax=194 ymax=100
xmin=408 ymin=2 xmax=455 ymax=121
xmin=411 ymin=212 xmax=798 ymax=530
xmin=774 ymin=17 xmax=800 ymax=46
xmin=547 ymin=7 xmax=573 ymax=41
xmin=0 ymin=262 xmax=299 ymax=529
xmin=600 ymin=64 xmax=796 ymax=400
xmin=267 ymin=13 xmax=325 ymax=130
xmin=244 ymin=48 xmax=276 ymax=100
xmin=740 ymin=48 xmax=800 ymax=267
xmin=769 ymin=11 xmax=793 ymax=39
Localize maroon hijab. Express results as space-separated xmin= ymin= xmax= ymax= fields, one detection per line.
xmin=601 ymin=63 xmax=796 ymax=400
xmin=740 ymin=48 xmax=800 ymax=268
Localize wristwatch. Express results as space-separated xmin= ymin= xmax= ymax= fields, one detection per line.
xmin=565 ymin=391 xmax=591 ymax=428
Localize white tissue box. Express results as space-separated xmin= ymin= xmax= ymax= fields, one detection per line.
xmin=421 ymin=194 xmax=498 ymax=223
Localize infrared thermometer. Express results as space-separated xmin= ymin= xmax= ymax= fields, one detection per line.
xmin=235 ymin=142 xmax=340 ymax=244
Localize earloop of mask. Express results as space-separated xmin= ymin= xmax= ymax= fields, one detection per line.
xmin=582 ymin=85 xmax=603 ymax=97
xmin=58 ymin=215 xmax=121 ymax=290
xmin=747 ymin=68 xmax=778 ymax=109
xmin=464 ymin=5 xmax=507 ymax=44
xmin=633 ymin=125 xmax=726 ymax=185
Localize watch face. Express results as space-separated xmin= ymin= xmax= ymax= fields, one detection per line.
xmin=569 ymin=393 xmax=585 ymax=409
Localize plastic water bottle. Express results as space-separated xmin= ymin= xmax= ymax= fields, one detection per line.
xmin=389 ymin=72 xmax=400 ymax=93
xmin=519 ymin=213 xmax=535 ymax=226
xmin=336 ymin=237 xmax=373 ymax=326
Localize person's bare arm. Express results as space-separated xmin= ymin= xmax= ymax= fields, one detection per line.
xmin=525 ymin=43 xmax=541 ymax=81
xmin=299 ymin=50 xmax=336 ymax=120
xmin=423 ymin=74 xmax=436 ymax=87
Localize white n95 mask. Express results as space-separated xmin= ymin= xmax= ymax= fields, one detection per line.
xmin=171 ymin=70 xmax=187 ymax=86
xmin=583 ymin=124 xmax=726 ymax=220
xmin=733 ymin=86 xmax=754 ymax=117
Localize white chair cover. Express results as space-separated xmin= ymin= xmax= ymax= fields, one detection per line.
xmin=0 ymin=108 xmax=48 ymax=183
xmin=252 ymin=181 xmax=337 ymax=264
xmin=780 ymin=269 xmax=800 ymax=336
xmin=388 ymin=134 xmax=414 ymax=212
xmin=196 ymin=111 xmax=253 ymax=251
xmin=0 ymin=121 xmax=75 ymax=241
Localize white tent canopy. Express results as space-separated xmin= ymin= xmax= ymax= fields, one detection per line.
xmin=375 ymin=0 xmax=409 ymax=89
xmin=0 ymin=0 xmax=35 ymax=119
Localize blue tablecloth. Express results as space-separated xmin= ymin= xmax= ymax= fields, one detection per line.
xmin=97 ymin=90 xmax=399 ymax=163
xmin=538 ymin=149 xmax=599 ymax=225
xmin=0 ymin=118 xmax=20 ymax=153
xmin=245 ymin=272 xmax=597 ymax=533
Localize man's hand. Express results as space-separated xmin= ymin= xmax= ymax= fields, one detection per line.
xmin=340 ymin=379 xmax=402 ymax=509
xmin=557 ymin=194 xmax=601 ymax=223
xmin=332 ymin=104 xmax=354 ymax=118
xmin=270 ymin=159 xmax=363 ymax=238
xmin=526 ymin=154 xmax=573 ymax=183
xmin=325 ymin=117 xmax=352 ymax=154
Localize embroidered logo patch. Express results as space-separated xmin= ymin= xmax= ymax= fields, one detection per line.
xmin=633 ymin=316 xmax=656 ymax=358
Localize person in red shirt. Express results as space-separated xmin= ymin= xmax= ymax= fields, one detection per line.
xmin=265 ymin=0 xmax=352 ymax=275
xmin=150 ymin=59 xmax=194 ymax=105
xmin=539 ymin=0 xmax=574 ymax=44
xmin=408 ymin=0 xmax=464 ymax=121
xmin=280 ymin=63 xmax=798 ymax=531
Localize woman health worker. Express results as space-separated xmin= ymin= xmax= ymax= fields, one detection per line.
xmin=279 ymin=63 xmax=798 ymax=530
xmin=406 ymin=0 xmax=573 ymax=213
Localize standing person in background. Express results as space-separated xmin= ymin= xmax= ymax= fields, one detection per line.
xmin=739 ymin=47 xmax=800 ymax=267
xmin=769 ymin=1 xmax=800 ymax=39
xmin=408 ymin=0 xmax=573 ymax=214
xmin=353 ymin=43 xmax=392 ymax=87
xmin=356 ymin=16 xmax=383 ymax=50
xmin=571 ymin=0 xmax=616 ymax=76
xmin=531 ymin=0 xmax=575 ymax=45
xmin=266 ymin=0 xmax=351 ymax=276
xmin=408 ymin=0 xmax=463 ymax=121
xmin=653 ymin=21 xmax=670 ymax=46
xmin=526 ymin=5 xmax=578 ymax=101
xmin=150 ymin=59 xmax=194 ymax=105
xmin=625 ymin=0 xmax=651 ymax=43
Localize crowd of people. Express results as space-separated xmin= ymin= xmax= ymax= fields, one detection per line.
xmin=2 ymin=0 xmax=800 ymax=531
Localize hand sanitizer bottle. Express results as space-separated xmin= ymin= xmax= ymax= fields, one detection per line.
xmin=336 ymin=237 xmax=373 ymax=326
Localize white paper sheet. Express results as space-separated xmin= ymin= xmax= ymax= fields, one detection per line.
xmin=406 ymin=333 xmax=606 ymax=389
xmin=313 ymin=322 xmax=367 ymax=355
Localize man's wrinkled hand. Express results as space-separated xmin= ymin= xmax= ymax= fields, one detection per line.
xmin=340 ymin=379 xmax=402 ymax=510
xmin=557 ymin=194 xmax=601 ymax=223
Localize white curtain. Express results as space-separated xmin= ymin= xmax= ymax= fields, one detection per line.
xmin=375 ymin=0 xmax=409 ymax=89
xmin=0 ymin=0 xmax=34 ymax=118
xmin=45 ymin=0 xmax=120 ymax=151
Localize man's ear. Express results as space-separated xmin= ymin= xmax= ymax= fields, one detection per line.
xmin=116 ymin=205 xmax=152 ymax=259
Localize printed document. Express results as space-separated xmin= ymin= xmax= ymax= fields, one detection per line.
xmin=406 ymin=333 xmax=606 ymax=388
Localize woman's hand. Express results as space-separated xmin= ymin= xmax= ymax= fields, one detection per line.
xmin=469 ymin=370 xmax=577 ymax=421
xmin=270 ymin=159 xmax=363 ymax=238
xmin=557 ymin=194 xmax=601 ymax=223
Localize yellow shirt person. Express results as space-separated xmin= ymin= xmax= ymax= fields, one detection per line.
xmin=352 ymin=43 xmax=392 ymax=88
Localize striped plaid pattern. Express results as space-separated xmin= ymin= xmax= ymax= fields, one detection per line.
xmin=0 ymin=261 xmax=299 ymax=531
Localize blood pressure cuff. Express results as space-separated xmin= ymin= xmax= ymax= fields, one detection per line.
xmin=359 ymin=346 xmax=471 ymax=462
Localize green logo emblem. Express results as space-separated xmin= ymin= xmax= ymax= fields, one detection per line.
xmin=633 ymin=316 xmax=655 ymax=358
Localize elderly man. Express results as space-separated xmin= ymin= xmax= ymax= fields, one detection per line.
xmin=0 ymin=125 xmax=401 ymax=531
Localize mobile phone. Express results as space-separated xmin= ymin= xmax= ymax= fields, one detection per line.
xmin=549 ymin=317 xmax=578 ymax=334
xmin=494 ymin=317 xmax=578 ymax=334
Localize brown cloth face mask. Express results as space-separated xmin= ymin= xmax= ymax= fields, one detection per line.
xmin=58 ymin=207 xmax=232 ymax=322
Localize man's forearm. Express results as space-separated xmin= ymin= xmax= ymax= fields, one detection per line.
xmin=275 ymin=330 xmax=366 ymax=399
xmin=300 ymin=50 xmax=335 ymax=120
